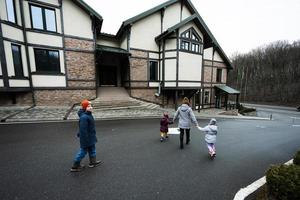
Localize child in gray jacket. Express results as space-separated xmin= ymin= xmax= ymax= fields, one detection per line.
xmin=197 ymin=118 xmax=218 ymax=158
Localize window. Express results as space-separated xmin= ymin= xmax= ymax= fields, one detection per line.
xmin=6 ymin=0 xmax=17 ymax=23
xmin=191 ymin=43 xmax=199 ymax=52
xmin=149 ymin=61 xmax=158 ymax=81
xmin=30 ymin=5 xmax=56 ymax=32
xmin=204 ymin=91 xmax=209 ymax=104
xmin=180 ymin=28 xmax=202 ymax=53
xmin=34 ymin=49 xmax=60 ymax=73
xmin=11 ymin=44 xmax=24 ymax=78
xmin=216 ymin=69 xmax=222 ymax=82
xmin=181 ymin=41 xmax=190 ymax=50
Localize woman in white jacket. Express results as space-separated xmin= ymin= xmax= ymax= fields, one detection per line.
xmin=197 ymin=118 xmax=218 ymax=157
xmin=173 ymin=97 xmax=199 ymax=149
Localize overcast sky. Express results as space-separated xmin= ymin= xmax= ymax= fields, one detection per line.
xmin=84 ymin=0 xmax=300 ymax=57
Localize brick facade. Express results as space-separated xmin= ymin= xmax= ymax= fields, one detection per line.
xmin=130 ymin=58 xmax=147 ymax=81
xmin=34 ymin=90 xmax=96 ymax=106
xmin=0 ymin=92 xmax=33 ymax=105
xmin=65 ymin=38 xmax=94 ymax=51
xmin=131 ymin=89 xmax=162 ymax=104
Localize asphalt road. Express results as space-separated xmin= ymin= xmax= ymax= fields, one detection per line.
xmin=0 ymin=108 xmax=299 ymax=200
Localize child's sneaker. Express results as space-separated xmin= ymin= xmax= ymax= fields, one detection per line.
xmin=89 ymin=157 xmax=102 ymax=168
xmin=165 ymin=135 xmax=169 ymax=139
xmin=70 ymin=162 xmax=84 ymax=172
xmin=160 ymin=138 xmax=164 ymax=142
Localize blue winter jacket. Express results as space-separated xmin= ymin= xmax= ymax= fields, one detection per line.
xmin=78 ymin=109 xmax=97 ymax=148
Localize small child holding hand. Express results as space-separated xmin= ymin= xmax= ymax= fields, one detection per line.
xmin=160 ymin=112 xmax=173 ymax=142
xmin=197 ymin=118 xmax=218 ymax=158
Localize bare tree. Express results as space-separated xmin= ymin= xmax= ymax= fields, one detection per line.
xmin=228 ymin=40 xmax=300 ymax=106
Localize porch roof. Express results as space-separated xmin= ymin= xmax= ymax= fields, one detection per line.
xmin=96 ymin=45 xmax=130 ymax=55
xmin=215 ymin=85 xmax=240 ymax=94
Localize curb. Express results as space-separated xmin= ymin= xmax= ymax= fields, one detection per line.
xmin=233 ymin=159 xmax=294 ymax=200
xmin=0 ymin=114 xmax=269 ymax=125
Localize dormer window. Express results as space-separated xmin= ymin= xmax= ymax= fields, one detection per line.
xmin=180 ymin=28 xmax=202 ymax=53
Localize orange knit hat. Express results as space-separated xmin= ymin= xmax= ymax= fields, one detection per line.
xmin=81 ymin=99 xmax=90 ymax=110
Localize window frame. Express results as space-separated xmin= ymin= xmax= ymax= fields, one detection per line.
xmin=29 ymin=4 xmax=57 ymax=32
xmin=216 ymin=68 xmax=222 ymax=82
xmin=11 ymin=44 xmax=24 ymax=78
xmin=34 ymin=48 xmax=60 ymax=74
xmin=149 ymin=60 xmax=158 ymax=81
xmin=6 ymin=0 xmax=17 ymax=24
xmin=180 ymin=28 xmax=203 ymax=54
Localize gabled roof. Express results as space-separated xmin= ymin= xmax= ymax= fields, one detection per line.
xmin=155 ymin=14 xmax=232 ymax=69
xmin=72 ymin=0 xmax=103 ymax=30
xmin=115 ymin=0 xmax=232 ymax=69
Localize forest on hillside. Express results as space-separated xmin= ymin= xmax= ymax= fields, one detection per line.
xmin=227 ymin=40 xmax=300 ymax=106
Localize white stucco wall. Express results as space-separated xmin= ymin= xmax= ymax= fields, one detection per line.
xmin=165 ymin=51 xmax=176 ymax=58
xmin=0 ymin=0 xmax=7 ymax=20
xmin=15 ymin=0 xmax=22 ymax=26
xmin=21 ymin=45 xmax=28 ymax=76
xmin=204 ymin=47 xmax=213 ymax=60
xmin=97 ymin=39 xmax=119 ymax=48
xmin=149 ymin=52 xmax=159 ymax=59
xmin=181 ymin=4 xmax=192 ymax=19
xmin=23 ymin=2 xmax=31 ymax=28
xmin=2 ymin=24 xmax=24 ymax=42
xmin=63 ymin=0 xmax=93 ymax=39
xmin=32 ymin=75 xmax=66 ymax=87
xmin=9 ymin=79 xmax=30 ymax=87
xmin=149 ymin=82 xmax=159 ymax=87
xmin=0 ymin=80 xmax=3 ymax=87
xmin=163 ymin=2 xmax=181 ymax=31
xmin=130 ymin=12 xmax=160 ymax=51
xmin=165 ymin=82 xmax=176 ymax=87
xmin=27 ymin=32 xmax=63 ymax=47
xmin=120 ymin=34 xmax=127 ymax=50
xmin=165 ymin=38 xmax=176 ymax=50
xmin=214 ymin=51 xmax=224 ymax=62
xmin=178 ymin=52 xmax=202 ymax=81
xmin=178 ymin=82 xmax=201 ymax=87
xmin=164 ymin=59 xmax=176 ymax=81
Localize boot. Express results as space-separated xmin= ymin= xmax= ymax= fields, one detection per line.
xmin=180 ymin=140 xmax=184 ymax=149
xmin=70 ymin=161 xmax=84 ymax=172
xmin=89 ymin=156 xmax=102 ymax=168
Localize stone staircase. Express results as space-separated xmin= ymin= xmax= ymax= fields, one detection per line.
xmin=91 ymin=87 xmax=159 ymax=110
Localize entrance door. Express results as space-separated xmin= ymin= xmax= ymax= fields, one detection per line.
xmin=99 ymin=65 xmax=117 ymax=86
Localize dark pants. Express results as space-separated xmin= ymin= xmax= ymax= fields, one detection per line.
xmin=179 ymin=128 xmax=190 ymax=148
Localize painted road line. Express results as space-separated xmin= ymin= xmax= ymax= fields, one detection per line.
xmin=233 ymin=159 xmax=293 ymax=200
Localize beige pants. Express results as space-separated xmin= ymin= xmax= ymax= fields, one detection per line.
xmin=160 ymin=131 xmax=168 ymax=138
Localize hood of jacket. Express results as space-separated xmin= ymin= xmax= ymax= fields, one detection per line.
xmin=77 ymin=109 xmax=85 ymax=117
xmin=180 ymin=104 xmax=190 ymax=112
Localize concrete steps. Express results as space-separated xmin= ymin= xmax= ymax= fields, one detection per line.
xmin=91 ymin=87 xmax=159 ymax=110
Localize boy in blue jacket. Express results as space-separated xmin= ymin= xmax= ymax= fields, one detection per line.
xmin=71 ymin=100 xmax=101 ymax=172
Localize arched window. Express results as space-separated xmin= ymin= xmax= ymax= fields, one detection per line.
xmin=180 ymin=28 xmax=202 ymax=53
